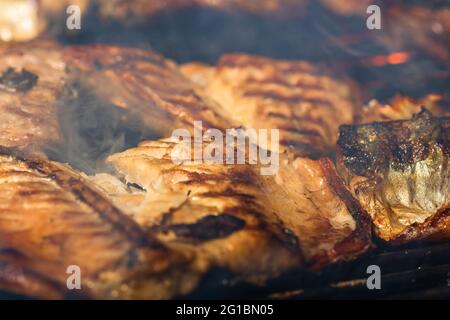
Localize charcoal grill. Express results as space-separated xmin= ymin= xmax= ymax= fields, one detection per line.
xmin=183 ymin=241 xmax=450 ymax=299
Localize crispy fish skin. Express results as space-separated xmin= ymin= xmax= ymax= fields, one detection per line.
xmin=0 ymin=42 xmax=65 ymax=152
xmin=64 ymin=45 xmax=230 ymax=137
xmin=105 ymin=137 xmax=370 ymax=278
xmin=0 ymin=147 xmax=204 ymax=299
xmin=337 ymin=109 xmax=450 ymax=243
xmin=181 ymin=54 xmax=360 ymax=158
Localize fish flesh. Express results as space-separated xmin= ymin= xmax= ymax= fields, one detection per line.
xmin=103 ymin=137 xmax=371 ymax=279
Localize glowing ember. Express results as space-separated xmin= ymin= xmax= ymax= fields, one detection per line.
xmin=369 ymin=52 xmax=411 ymax=67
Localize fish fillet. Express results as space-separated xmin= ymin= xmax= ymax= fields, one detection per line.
xmin=0 ymin=147 xmax=204 ymax=299
xmin=0 ymin=42 xmax=65 ymax=152
xmin=105 ymin=137 xmax=371 ymax=280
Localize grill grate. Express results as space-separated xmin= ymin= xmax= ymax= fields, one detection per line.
xmin=185 ymin=242 xmax=450 ymax=299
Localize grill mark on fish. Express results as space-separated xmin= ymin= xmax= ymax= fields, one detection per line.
xmin=217 ymin=204 xmax=303 ymax=255
xmin=242 ymin=89 xmax=335 ymax=109
xmin=320 ymin=158 xmax=372 ymax=237
xmin=0 ymin=68 xmax=38 ymax=93
xmin=65 ymin=46 xmax=167 ymax=71
xmin=164 ymin=96 xmax=212 ymax=112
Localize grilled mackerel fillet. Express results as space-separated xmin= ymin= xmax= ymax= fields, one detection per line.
xmin=100 ymin=137 xmax=370 ymax=280
xmin=0 ymin=42 xmax=65 ymax=152
xmin=0 ymin=147 xmax=204 ymax=299
xmin=337 ymin=109 xmax=450 ymax=243
xmin=181 ymin=54 xmax=360 ymax=157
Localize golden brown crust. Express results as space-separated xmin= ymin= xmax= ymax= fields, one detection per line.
xmin=361 ymin=94 xmax=450 ymax=123
xmin=319 ymin=0 xmax=372 ymax=16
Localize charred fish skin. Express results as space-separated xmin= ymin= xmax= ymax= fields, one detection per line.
xmin=0 ymin=147 xmax=204 ymax=300
xmin=337 ymin=109 xmax=450 ymax=243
